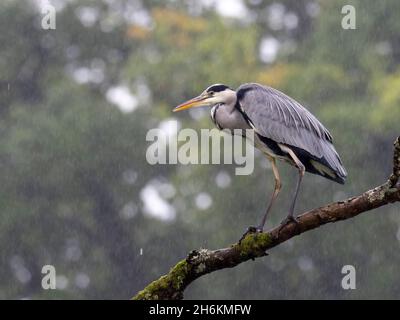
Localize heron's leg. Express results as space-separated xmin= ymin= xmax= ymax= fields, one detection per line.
xmin=280 ymin=147 xmax=305 ymax=225
xmin=257 ymin=157 xmax=281 ymax=231
xmin=239 ymin=157 xmax=282 ymax=242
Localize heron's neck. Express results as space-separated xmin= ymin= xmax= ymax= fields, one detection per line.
xmin=220 ymin=90 xmax=238 ymax=113
xmin=212 ymin=101 xmax=250 ymax=132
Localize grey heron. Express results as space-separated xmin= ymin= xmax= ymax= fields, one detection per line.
xmin=173 ymin=83 xmax=347 ymax=231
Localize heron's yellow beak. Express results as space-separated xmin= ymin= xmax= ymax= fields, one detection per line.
xmin=173 ymin=95 xmax=210 ymax=112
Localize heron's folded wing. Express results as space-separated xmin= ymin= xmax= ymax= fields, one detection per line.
xmin=237 ymin=83 xmax=346 ymax=178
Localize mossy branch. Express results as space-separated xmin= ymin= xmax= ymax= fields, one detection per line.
xmin=133 ymin=136 xmax=400 ymax=300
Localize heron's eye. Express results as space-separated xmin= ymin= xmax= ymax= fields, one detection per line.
xmin=209 ymin=91 xmax=214 ymax=96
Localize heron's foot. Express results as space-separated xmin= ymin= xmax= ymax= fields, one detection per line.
xmin=280 ymin=215 xmax=299 ymax=226
xmin=277 ymin=215 xmax=299 ymax=235
xmin=238 ymin=226 xmax=262 ymax=244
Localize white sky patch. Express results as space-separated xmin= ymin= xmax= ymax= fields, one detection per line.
xmin=134 ymin=81 xmax=152 ymax=105
xmin=195 ymin=192 xmax=213 ymax=210
xmin=32 ymin=0 xmax=66 ymax=12
xmin=375 ymin=41 xmax=392 ymax=56
xmin=126 ymin=8 xmax=153 ymax=28
xmin=268 ymin=4 xmax=298 ymax=31
xmin=203 ymin=0 xmax=249 ymax=19
xmin=284 ymin=12 xmax=298 ymax=30
xmin=215 ymin=171 xmax=232 ymax=188
xmin=75 ymin=6 xmax=99 ymax=28
xmin=259 ymin=37 xmax=279 ymax=63
xmin=268 ymin=3 xmax=285 ymax=30
xmin=10 ymin=256 xmax=31 ymax=284
xmin=71 ymin=66 xmax=104 ymax=84
xmin=140 ymin=184 xmax=176 ymax=221
xmin=189 ymin=107 xmax=208 ymax=120
xmin=156 ymin=182 xmax=176 ymax=199
xmin=72 ymin=67 xmax=90 ymax=84
xmin=75 ymin=273 xmax=90 ymax=289
xmin=56 ymin=275 xmax=69 ymax=290
xmin=106 ymin=86 xmax=138 ymax=113
xmin=158 ymin=118 xmax=181 ymax=142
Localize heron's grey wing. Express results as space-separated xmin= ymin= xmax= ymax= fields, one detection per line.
xmin=237 ymin=83 xmax=347 ymax=178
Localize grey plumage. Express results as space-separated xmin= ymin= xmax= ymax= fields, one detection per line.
xmin=236 ymin=83 xmax=347 ymax=183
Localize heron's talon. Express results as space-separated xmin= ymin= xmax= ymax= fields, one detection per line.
xmin=277 ymin=215 xmax=299 ymax=236
xmin=280 ymin=215 xmax=299 ymax=226
xmin=238 ymin=226 xmax=262 ymax=244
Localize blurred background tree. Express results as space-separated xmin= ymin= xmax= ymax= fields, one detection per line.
xmin=0 ymin=0 xmax=399 ymax=299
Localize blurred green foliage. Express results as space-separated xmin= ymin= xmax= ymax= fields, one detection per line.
xmin=0 ymin=0 xmax=399 ymax=299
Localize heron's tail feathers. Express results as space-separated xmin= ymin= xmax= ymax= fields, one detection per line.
xmin=309 ymin=159 xmax=346 ymax=184
xmin=290 ymin=142 xmax=347 ymax=184
xmin=318 ymin=141 xmax=347 ymax=184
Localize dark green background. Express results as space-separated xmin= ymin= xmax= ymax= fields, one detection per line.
xmin=1 ymin=0 xmax=399 ymax=299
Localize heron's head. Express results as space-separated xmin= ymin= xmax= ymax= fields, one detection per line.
xmin=173 ymin=84 xmax=235 ymax=112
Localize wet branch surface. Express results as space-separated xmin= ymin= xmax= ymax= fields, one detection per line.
xmin=133 ymin=137 xmax=400 ymax=300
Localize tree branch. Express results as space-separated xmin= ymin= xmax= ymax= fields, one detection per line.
xmin=133 ymin=136 xmax=400 ymax=300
